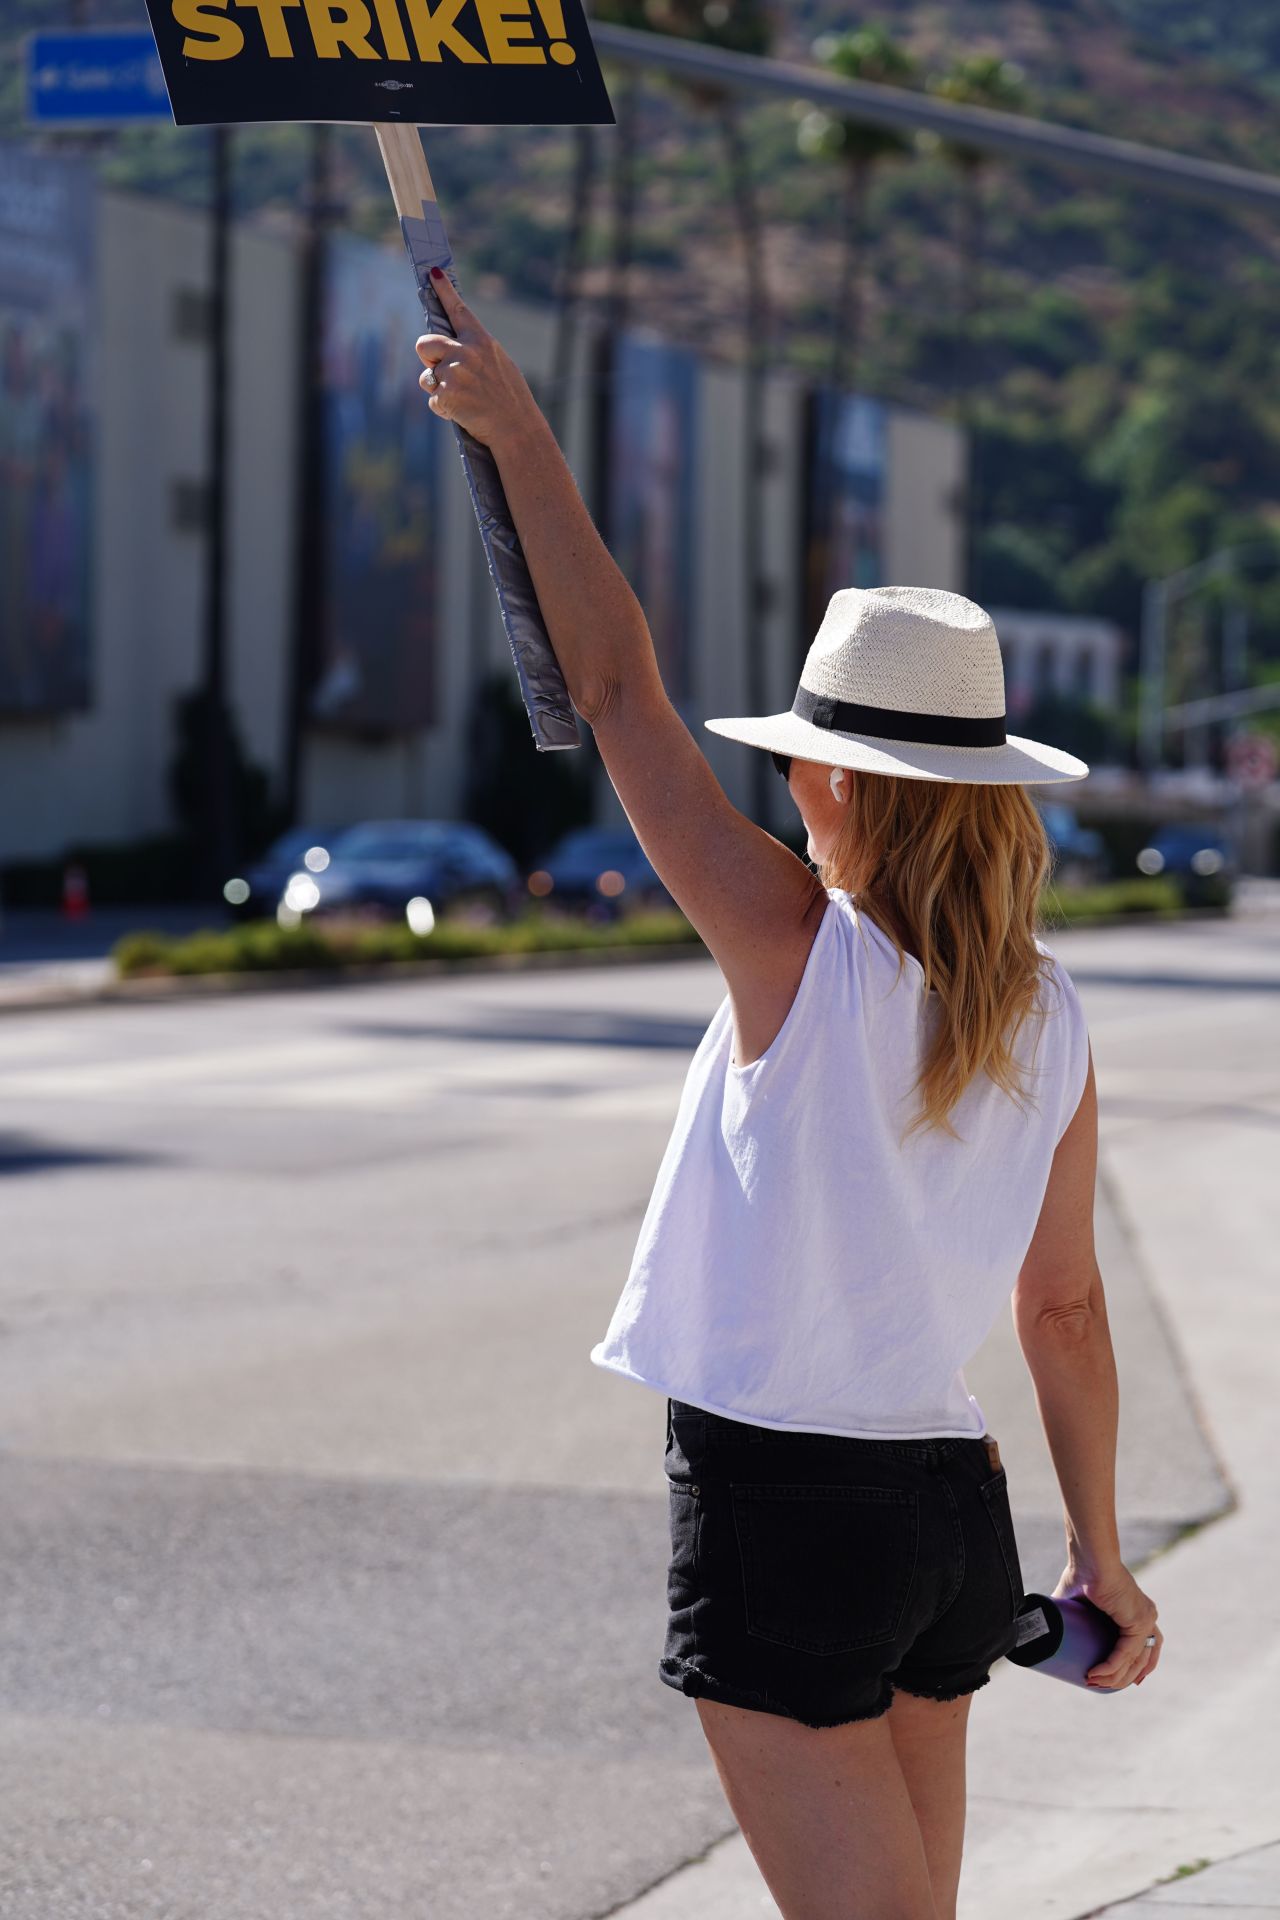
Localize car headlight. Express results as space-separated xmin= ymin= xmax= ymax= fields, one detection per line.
xmin=1190 ymin=848 xmax=1223 ymax=876
xmin=283 ymin=872 xmax=321 ymax=913
xmin=1136 ymin=847 xmax=1165 ymax=876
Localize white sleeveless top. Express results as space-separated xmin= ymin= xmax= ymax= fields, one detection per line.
xmin=589 ymin=886 xmax=1090 ymax=1439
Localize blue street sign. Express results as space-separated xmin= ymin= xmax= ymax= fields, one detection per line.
xmin=24 ymin=29 xmax=173 ymax=128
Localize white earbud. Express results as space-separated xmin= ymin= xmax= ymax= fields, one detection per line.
xmin=829 ymin=767 xmax=846 ymax=800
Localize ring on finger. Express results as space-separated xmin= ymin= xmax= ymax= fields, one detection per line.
xmin=423 ymin=364 xmax=441 ymax=391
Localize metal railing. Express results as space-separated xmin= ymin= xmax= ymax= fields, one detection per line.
xmin=590 ymin=23 xmax=1280 ymax=218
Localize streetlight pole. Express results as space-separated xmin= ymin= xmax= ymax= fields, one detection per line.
xmin=1138 ymin=544 xmax=1273 ymax=773
xmin=1138 ymin=575 xmax=1168 ymax=775
xmin=1222 ymin=599 xmax=1251 ymax=865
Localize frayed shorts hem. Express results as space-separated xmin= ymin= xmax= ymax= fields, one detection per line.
xmin=659 ymin=1655 xmax=896 ymax=1729
xmin=892 ymin=1670 xmax=994 ymax=1703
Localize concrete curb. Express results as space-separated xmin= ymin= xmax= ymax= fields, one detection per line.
xmin=1079 ymin=1836 xmax=1280 ymax=1912
xmin=0 ymin=905 xmax=1236 ymax=1021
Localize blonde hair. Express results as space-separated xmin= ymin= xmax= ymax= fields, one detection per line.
xmin=818 ymin=772 xmax=1052 ymax=1136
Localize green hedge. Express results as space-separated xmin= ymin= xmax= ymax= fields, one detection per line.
xmin=112 ymin=909 xmax=706 ymax=978
xmin=112 ymin=878 xmax=1206 ymax=980
xmin=1042 ymin=876 xmax=1187 ymax=924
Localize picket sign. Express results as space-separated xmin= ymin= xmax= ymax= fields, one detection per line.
xmin=141 ymin=0 xmax=614 ymax=749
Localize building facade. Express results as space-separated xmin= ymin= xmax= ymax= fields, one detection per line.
xmin=988 ymin=606 xmax=1124 ymax=721
xmin=0 ymin=170 xmax=966 ymax=870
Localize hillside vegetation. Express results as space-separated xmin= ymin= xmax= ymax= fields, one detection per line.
xmin=6 ymin=1 xmax=1280 ymax=753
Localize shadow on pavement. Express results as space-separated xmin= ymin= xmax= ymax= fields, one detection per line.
xmin=1066 ymin=968 xmax=1280 ymax=995
xmin=340 ymin=1010 xmax=713 ymax=1052
xmin=0 ymin=1132 xmax=169 ymax=1176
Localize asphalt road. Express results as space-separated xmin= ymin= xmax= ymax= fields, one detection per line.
xmin=0 ymin=908 xmax=1263 ymax=1920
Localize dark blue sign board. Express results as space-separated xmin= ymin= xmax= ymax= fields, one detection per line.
xmin=139 ymin=0 xmax=613 ymax=128
xmin=24 ymin=29 xmax=172 ymax=128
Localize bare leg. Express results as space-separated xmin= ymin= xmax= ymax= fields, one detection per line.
xmin=885 ymin=1688 xmax=973 ymax=1920
xmin=694 ymin=1695 xmax=939 ymax=1920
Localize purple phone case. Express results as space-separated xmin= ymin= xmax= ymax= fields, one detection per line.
xmin=1005 ymin=1591 xmax=1123 ymax=1691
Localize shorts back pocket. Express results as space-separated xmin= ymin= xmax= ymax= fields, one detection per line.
xmin=731 ymin=1482 xmax=920 ymax=1655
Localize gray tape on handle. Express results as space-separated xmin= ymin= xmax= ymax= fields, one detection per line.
xmin=400 ymin=201 xmax=581 ymax=752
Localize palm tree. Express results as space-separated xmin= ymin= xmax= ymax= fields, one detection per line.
xmin=546 ymin=123 xmax=595 ymax=446
xmin=927 ymin=52 xmax=1029 ymax=591
xmin=578 ymin=5 xmax=648 ymax=553
xmin=588 ymin=0 xmax=777 ymax=825
xmin=636 ymin=0 xmax=775 ymax=821
xmin=799 ymin=24 xmax=920 ymax=400
xmin=616 ymin=0 xmax=774 ymax=376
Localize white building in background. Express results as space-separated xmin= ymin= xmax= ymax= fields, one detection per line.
xmin=0 ymin=172 xmax=965 ymax=866
xmin=988 ymin=608 xmax=1125 ymax=720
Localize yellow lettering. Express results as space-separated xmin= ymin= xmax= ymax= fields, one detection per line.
xmin=236 ymin=0 xmax=301 ymax=55
xmin=401 ymin=0 xmax=484 ymax=62
xmin=473 ymin=0 xmax=542 ymax=62
xmin=172 ymin=0 xmax=245 ymax=60
xmin=302 ymin=0 xmax=379 ymax=55
xmin=370 ymin=0 xmax=410 ymax=59
xmin=533 ymin=0 xmax=575 ymax=62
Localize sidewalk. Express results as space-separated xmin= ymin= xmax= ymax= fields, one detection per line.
xmin=607 ymin=909 xmax=1280 ymax=1920
xmin=1082 ymin=1839 xmax=1280 ymax=1914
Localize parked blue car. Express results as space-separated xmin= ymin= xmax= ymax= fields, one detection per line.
xmin=224 ymin=824 xmax=349 ymax=920
xmin=528 ymin=825 xmax=673 ymax=918
xmin=284 ymin=820 xmax=521 ymax=925
xmin=1136 ymin=823 xmax=1236 ymax=907
xmin=1037 ymin=802 xmax=1107 ymax=885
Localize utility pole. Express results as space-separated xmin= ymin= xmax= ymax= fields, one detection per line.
xmin=585 ymin=67 xmax=638 ymax=816
xmin=283 ymin=123 xmax=332 ymax=826
xmin=201 ymin=123 xmax=235 ymax=894
xmin=717 ymin=97 xmax=773 ymax=834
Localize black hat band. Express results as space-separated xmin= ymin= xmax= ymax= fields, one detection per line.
xmin=792 ymin=684 xmax=1007 ymax=749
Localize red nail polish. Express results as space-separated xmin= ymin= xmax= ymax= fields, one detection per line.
xmin=430 ymin=266 xmax=444 ymax=279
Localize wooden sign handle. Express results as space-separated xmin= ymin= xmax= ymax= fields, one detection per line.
xmin=375 ymin=124 xmax=437 ymax=217
xmin=372 ymin=125 xmax=581 ymax=753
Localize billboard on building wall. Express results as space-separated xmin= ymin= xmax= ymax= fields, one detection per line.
xmin=314 ymin=231 xmax=440 ymax=735
xmin=0 ymin=145 xmax=94 ymax=717
xmin=802 ymin=387 xmax=887 ymax=645
xmin=609 ymin=333 xmax=698 ymax=709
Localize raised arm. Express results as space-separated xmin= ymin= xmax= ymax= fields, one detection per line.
xmin=1012 ymin=1051 xmax=1163 ymax=1690
xmin=413 ymin=269 xmax=825 ymax=1049
xmin=416 ymin=265 xmax=667 ymax=728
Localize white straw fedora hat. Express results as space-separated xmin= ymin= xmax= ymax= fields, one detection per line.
xmin=706 ymin=585 xmax=1088 ymax=785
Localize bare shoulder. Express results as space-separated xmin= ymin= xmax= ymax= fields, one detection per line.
xmin=728 ymin=885 xmax=834 ymax=1071
xmin=584 ymin=676 xmax=831 ymax=1050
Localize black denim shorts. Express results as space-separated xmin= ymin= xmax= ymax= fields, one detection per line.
xmin=660 ymin=1397 xmax=1026 ymax=1729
